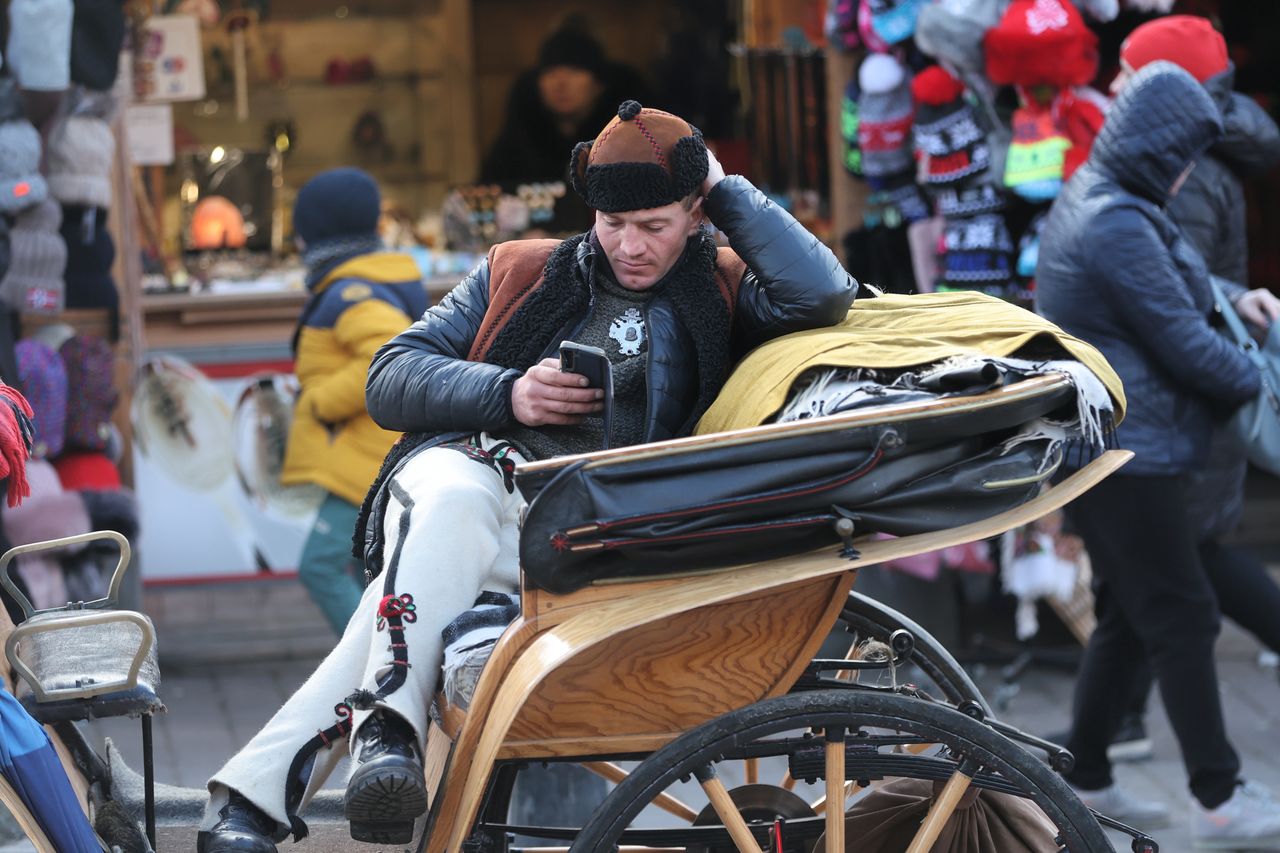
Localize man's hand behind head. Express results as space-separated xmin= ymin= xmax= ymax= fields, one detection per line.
xmin=511 ymin=357 xmax=605 ymax=426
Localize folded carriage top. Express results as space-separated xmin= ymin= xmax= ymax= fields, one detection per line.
xmin=516 ymin=291 xmax=1125 ymax=593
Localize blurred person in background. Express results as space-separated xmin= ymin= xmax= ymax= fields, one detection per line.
xmin=283 ymin=168 xmax=427 ymax=635
xmin=481 ymin=17 xmax=650 ymax=187
xmin=1036 ymin=61 xmax=1280 ymax=849
xmin=1100 ymin=13 xmax=1280 ymax=766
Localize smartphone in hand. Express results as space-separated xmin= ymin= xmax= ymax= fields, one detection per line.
xmin=559 ymin=341 xmax=614 ymax=448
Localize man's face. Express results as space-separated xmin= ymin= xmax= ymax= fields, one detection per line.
xmin=538 ymin=66 xmax=602 ymax=121
xmin=595 ymin=200 xmax=703 ymax=291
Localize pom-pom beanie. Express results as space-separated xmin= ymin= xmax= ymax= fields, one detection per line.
xmin=857 ymin=55 xmax=915 ymax=179
xmin=569 ymin=101 xmax=709 ymax=213
xmin=911 ymin=66 xmax=991 ymax=186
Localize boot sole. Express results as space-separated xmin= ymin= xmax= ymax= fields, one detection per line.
xmin=345 ymin=762 xmax=429 ymax=845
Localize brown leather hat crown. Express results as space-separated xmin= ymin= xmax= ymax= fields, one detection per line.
xmin=570 ymin=100 xmax=709 ymax=213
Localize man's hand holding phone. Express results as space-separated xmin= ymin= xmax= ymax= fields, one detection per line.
xmin=511 ymin=357 xmax=604 ymax=427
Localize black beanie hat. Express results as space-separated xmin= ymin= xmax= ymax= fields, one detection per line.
xmin=70 ymin=0 xmax=127 ymax=91
xmin=537 ymin=27 xmax=606 ymax=76
xmin=570 ymin=101 xmax=708 ymax=213
xmin=292 ymin=167 xmax=381 ymax=247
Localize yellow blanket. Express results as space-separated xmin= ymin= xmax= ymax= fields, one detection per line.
xmin=698 ymin=291 xmax=1126 ymax=434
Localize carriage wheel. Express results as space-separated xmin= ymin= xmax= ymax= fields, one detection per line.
xmin=567 ymin=690 xmax=1112 ymax=853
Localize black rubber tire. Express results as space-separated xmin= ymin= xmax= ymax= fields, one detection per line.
xmin=826 ymin=591 xmax=992 ymax=713
xmin=569 ymin=689 xmax=1113 ymax=852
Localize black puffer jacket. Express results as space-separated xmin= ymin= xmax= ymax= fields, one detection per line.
xmin=366 ymin=175 xmax=857 ymax=441
xmin=1036 ymin=63 xmax=1260 ymax=477
xmin=1168 ymin=65 xmax=1280 ymax=288
xmin=1168 ymin=65 xmax=1280 ymax=539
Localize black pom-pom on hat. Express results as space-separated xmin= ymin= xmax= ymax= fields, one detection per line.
xmin=617 ymin=100 xmax=642 ymax=121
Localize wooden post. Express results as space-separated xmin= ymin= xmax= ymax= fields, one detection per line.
xmin=444 ymin=0 xmax=479 ymax=183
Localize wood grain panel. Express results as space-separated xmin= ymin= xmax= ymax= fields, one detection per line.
xmin=508 ymin=577 xmax=846 ymax=742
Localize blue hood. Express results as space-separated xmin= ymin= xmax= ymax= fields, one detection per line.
xmin=1092 ymin=61 xmax=1223 ymax=204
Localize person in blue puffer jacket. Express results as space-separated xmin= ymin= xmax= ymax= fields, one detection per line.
xmin=1037 ymin=62 xmax=1280 ymax=847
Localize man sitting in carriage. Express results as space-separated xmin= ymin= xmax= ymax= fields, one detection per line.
xmin=198 ymin=100 xmax=859 ymax=852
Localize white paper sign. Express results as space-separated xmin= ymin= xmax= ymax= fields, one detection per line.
xmin=136 ymin=15 xmax=206 ymax=103
xmin=126 ymin=103 xmax=175 ymax=166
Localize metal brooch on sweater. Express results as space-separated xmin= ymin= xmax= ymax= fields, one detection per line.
xmin=608 ymin=308 xmax=646 ymax=356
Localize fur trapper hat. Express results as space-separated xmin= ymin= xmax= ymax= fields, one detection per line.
xmin=570 ymin=100 xmax=708 ymax=213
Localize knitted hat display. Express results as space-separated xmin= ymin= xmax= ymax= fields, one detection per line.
xmin=841 ymin=78 xmax=863 ymax=176
xmin=911 ymin=66 xmax=991 ymax=186
xmin=1003 ymin=101 xmax=1071 ymax=201
xmin=59 ymin=334 xmax=118 ymax=453
xmin=985 ymin=0 xmax=1099 ymax=89
xmin=1056 ymin=87 xmax=1107 ymax=181
xmin=857 ymin=54 xmax=914 ymax=179
xmin=0 ymin=215 xmax=9 ymax=285
xmin=870 ymin=170 xmax=932 ymax=225
xmin=47 ymin=114 xmax=115 ymax=209
xmin=867 ymin=0 xmax=925 ymax=45
xmin=935 ymin=183 xmax=1006 ymax=218
xmin=6 ymin=0 xmax=74 ymax=92
xmin=15 ymin=339 xmax=68 ymax=459
xmin=0 ymin=201 xmax=67 ymax=314
xmin=53 ymin=451 xmax=121 ymax=492
xmin=570 ymin=101 xmax=708 ymax=213
xmin=1017 ymin=211 xmax=1049 ymax=279
xmin=292 ymin=167 xmax=381 ymax=246
xmin=829 ymin=0 xmax=862 ymax=51
xmin=941 ymin=211 xmax=1014 ymax=286
xmin=856 ymin=0 xmax=890 ymax=53
xmin=60 ymin=205 xmax=119 ymax=328
xmin=0 ymin=84 xmax=49 ymax=214
xmin=916 ymin=0 xmax=1006 ymax=79
xmin=70 ymin=0 xmax=127 ymax=91
xmin=1120 ymin=15 xmax=1229 ymax=84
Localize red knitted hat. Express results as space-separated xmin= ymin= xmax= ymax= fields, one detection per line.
xmin=984 ymin=0 xmax=1099 ymax=88
xmin=53 ymin=451 xmax=122 ymax=492
xmin=1120 ymin=16 xmax=1228 ymax=83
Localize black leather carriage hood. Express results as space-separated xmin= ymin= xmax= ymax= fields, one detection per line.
xmin=1092 ymin=61 xmax=1223 ymax=205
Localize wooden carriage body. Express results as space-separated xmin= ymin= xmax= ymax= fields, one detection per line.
xmin=419 ymin=374 xmax=1129 ymax=852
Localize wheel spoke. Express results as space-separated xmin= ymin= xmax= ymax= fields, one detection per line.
xmin=905 ymin=765 xmax=975 ymax=853
xmin=779 ymin=769 xmax=798 ymax=791
xmin=583 ymin=762 xmax=698 ymax=822
xmin=825 ymin=728 xmax=846 ymax=852
xmin=744 ymin=756 xmax=759 ymax=785
xmin=697 ymin=765 xmax=764 ymax=853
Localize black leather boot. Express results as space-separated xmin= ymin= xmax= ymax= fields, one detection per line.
xmin=196 ymin=791 xmax=284 ymax=853
xmin=344 ymin=711 xmax=428 ymax=844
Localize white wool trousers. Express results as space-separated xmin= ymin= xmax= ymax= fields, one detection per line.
xmin=203 ymin=436 xmax=525 ymax=834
